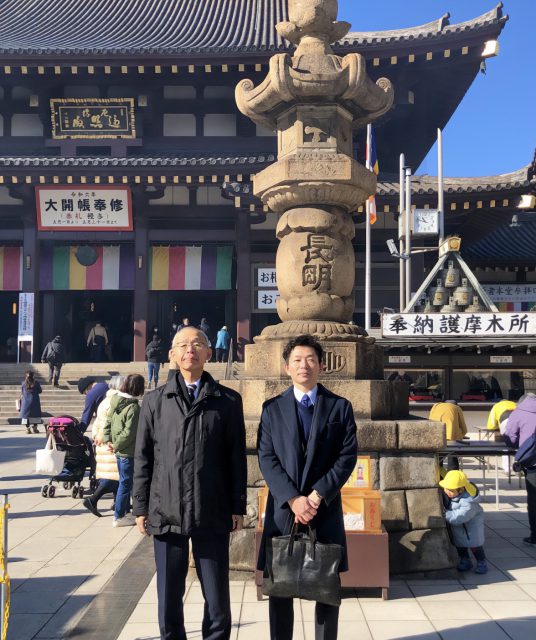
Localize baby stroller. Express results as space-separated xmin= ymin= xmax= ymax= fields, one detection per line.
xmin=40 ymin=415 xmax=97 ymax=499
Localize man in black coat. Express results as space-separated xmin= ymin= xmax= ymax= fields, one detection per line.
xmin=41 ymin=335 xmax=65 ymax=386
xmin=257 ymin=334 xmax=357 ymax=640
xmin=133 ymin=326 xmax=247 ymax=640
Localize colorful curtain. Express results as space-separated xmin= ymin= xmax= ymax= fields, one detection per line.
xmin=149 ymin=245 xmax=233 ymax=290
xmin=497 ymin=302 xmax=536 ymax=312
xmin=0 ymin=246 xmax=22 ymax=291
xmin=40 ymin=245 xmax=134 ymax=290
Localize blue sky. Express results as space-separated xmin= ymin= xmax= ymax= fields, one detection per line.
xmin=338 ymin=0 xmax=536 ymax=177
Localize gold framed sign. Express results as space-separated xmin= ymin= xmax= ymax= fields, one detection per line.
xmin=50 ymin=98 xmax=136 ymax=139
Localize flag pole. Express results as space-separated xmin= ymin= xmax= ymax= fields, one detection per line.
xmin=404 ymin=166 xmax=412 ymax=309
xmin=365 ymin=124 xmax=372 ymax=331
xmin=437 ymin=128 xmax=444 ymax=247
xmin=399 ymin=153 xmax=405 ymax=312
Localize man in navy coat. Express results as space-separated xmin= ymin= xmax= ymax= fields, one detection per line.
xmin=257 ymin=334 xmax=358 ymax=640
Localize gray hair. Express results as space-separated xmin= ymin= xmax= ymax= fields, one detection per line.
xmin=108 ymin=375 xmax=126 ymax=391
xmin=172 ymin=327 xmax=210 ymax=348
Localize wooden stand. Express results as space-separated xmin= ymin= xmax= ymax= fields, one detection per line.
xmin=255 ymin=527 xmax=389 ymax=601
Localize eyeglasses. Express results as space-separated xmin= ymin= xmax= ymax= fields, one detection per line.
xmin=175 ymin=342 xmax=208 ymax=351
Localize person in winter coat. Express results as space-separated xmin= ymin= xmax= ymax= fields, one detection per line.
xmin=87 ymin=322 xmax=108 ymax=362
xmin=199 ymin=317 xmax=211 ymax=344
xmin=41 ymin=335 xmax=65 ymax=387
xmin=82 ymin=375 xmax=126 ymax=517
xmin=133 ymin=327 xmax=247 ymax=640
xmin=215 ymin=325 xmax=231 ymax=363
xmin=439 ymin=470 xmax=488 ymax=574
xmin=77 ymin=376 xmax=109 ymax=433
xmin=103 ymin=374 xmax=145 ymax=527
xmin=504 ymin=393 xmax=536 ymax=546
xmin=145 ymin=335 xmax=164 ymax=389
xmin=19 ymin=371 xmax=42 ymax=434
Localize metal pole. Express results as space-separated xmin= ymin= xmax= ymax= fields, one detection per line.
xmin=404 ymin=167 xmax=412 ymax=308
xmin=1 ymin=494 xmax=8 ymax=640
xmin=365 ymin=124 xmax=372 ymax=331
xmin=399 ymin=153 xmax=405 ymax=312
xmin=437 ymin=128 xmax=444 ymax=246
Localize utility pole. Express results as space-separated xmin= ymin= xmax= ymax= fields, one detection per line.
xmin=437 ymin=128 xmax=445 ymax=246
xmin=399 ymin=153 xmax=405 ymax=311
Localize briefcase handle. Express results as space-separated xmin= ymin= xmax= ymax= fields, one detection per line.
xmin=288 ymin=523 xmax=318 ymax=559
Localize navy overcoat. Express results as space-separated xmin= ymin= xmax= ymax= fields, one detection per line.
xmin=257 ymin=384 xmax=357 ymax=572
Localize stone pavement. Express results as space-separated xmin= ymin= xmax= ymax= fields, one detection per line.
xmin=2 ymin=421 xmax=536 ymax=640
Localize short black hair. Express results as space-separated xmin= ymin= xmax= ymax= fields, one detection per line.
xmin=282 ymin=334 xmax=323 ymax=364
xmin=122 ymin=374 xmax=145 ymax=397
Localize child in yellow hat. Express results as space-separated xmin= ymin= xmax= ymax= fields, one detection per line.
xmin=439 ymin=470 xmax=488 ymax=574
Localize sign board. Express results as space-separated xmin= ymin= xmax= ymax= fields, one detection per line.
xmin=490 ymin=355 xmax=513 ymax=364
xmin=257 ymin=290 xmax=280 ymax=309
xmin=382 ymin=312 xmax=536 ymax=338
xmin=17 ymin=292 xmax=34 ymax=363
xmin=50 ymin=98 xmax=136 ymax=139
xmin=482 ymin=284 xmax=536 ymax=304
xmin=388 ymin=355 xmax=412 ymax=364
xmin=257 ymin=268 xmax=277 ymax=287
xmin=36 ymin=186 xmax=133 ymax=231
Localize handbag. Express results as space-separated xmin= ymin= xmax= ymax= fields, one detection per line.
xmin=262 ymin=523 xmax=343 ymax=607
xmin=35 ymin=434 xmax=66 ymax=476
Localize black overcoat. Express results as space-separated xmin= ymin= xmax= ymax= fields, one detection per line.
xmin=133 ymin=371 xmax=247 ymax=536
xmin=257 ymin=384 xmax=357 ymax=572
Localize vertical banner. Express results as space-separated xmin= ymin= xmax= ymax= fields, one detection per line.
xmin=17 ymin=292 xmax=35 ymax=363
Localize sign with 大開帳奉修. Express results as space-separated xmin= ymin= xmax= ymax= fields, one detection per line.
xmin=50 ymin=98 xmax=136 ymax=139
xmin=36 ymin=186 xmax=133 ymax=231
xmin=382 ymin=313 xmax=536 ymax=338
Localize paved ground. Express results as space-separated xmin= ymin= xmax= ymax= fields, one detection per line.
xmin=2 ymin=421 xmax=536 ymax=640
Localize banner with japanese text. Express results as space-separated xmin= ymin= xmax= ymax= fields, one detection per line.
xmin=382 ymin=313 xmax=536 ymax=338
xmin=36 ymin=186 xmax=133 ymax=231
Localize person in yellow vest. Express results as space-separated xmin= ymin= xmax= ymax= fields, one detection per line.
xmin=487 ymin=399 xmax=517 ymax=431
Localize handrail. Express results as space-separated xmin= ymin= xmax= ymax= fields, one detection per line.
xmin=224 ymin=339 xmax=234 ymax=380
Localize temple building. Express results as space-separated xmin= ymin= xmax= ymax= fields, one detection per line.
xmin=0 ymin=0 xmax=534 ymax=389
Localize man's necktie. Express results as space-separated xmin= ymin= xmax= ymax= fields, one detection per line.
xmin=298 ymin=394 xmax=313 ymax=443
xmin=187 ymin=384 xmax=196 ymax=404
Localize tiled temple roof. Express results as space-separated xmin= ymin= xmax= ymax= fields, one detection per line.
xmin=0 ymin=0 xmax=507 ymax=57
xmin=463 ymin=218 xmax=536 ymax=261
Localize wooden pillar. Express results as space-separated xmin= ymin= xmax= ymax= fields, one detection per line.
xmin=235 ymin=209 xmax=251 ymax=361
xmin=133 ymin=214 xmax=149 ymax=362
xmin=22 ymin=210 xmax=40 ymax=361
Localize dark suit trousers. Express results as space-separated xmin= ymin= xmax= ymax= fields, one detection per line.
xmin=154 ymin=531 xmax=231 ymax=640
xmin=269 ymin=596 xmax=339 ymax=640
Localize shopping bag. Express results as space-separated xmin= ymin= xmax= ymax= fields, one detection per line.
xmin=15 ymin=398 xmax=21 ymax=411
xmin=262 ymin=524 xmax=342 ymax=606
xmin=35 ymin=435 xmax=66 ymax=476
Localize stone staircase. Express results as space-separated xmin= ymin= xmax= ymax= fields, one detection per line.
xmin=0 ymin=362 xmax=229 ymax=423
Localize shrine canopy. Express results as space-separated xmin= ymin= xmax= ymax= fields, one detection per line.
xmin=382 ymin=237 xmax=536 ymax=344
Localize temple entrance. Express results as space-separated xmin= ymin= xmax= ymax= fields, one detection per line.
xmin=43 ymin=291 xmax=133 ymax=362
xmin=150 ymin=291 xmax=233 ymax=350
xmin=0 ymin=292 xmax=19 ymax=362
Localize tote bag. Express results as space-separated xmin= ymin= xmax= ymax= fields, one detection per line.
xmin=262 ymin=524 xmax=343 ymax=607
xmin=35 ymin=435 xmax=66 ymax=476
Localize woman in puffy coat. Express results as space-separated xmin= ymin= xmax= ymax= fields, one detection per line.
xmin=103 ymin=374 xmax=145 ymax=527
xmin=19 ymin=371 xmax=42 ymax=434
xmin=82 ymin=375 xmax=125 ymax=517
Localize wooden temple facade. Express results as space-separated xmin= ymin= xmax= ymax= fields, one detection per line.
xmin=0 ymin=0 xmax=534 ymax=375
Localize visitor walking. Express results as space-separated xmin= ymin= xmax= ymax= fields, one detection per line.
xmin=41 ymin=335 xmax=65 ymax=387
xmin=87 ymin=322 xmax=109 ymax=362
xmin=19 ymin=371 xmax=42 ymax=434
xmin=146 ymin=334 xmax=164 ymax=389
xmin=83 ymin=375 xmax=126 ymax=517
xmin=215 ymin=325 xmax=231 ymax=362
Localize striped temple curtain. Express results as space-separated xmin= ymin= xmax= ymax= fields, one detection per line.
xmin=0 ymin=246 xmax=22 ymax=291
xmin=149 ymin=245 xmax=233 ymax=290
xmin=39 ymin=245 xmax=135 ymax=290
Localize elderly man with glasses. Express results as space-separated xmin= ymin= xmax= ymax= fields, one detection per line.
xmin=133 ymin=326 xmax=247 ymax=640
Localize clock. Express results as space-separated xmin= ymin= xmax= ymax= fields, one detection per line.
xmin=412 ymin=209 xmax=439 ymax=236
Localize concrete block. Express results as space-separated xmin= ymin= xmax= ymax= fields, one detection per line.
xmin=247 ymin=453 xmax=264 ymax=487
xmin=245 ymin=487 xmax=262 ymax=529
xmin=356 ymin=420 xmax=397 ymax=451
xmin=406 ymin=488 xmax=444 ymax=530
xmin=380 ymin=455 xmax=438 ymax=490
xmin=398 ymin=420 xmax=446 ymax=451
xmin=245 ymin=419 xmax=259 ymax=450
xmin=389 ymin=528 xmax=456 ymax=574
xmin=229 ymin=529 xmax=256 ymax=572
xmin=381 ymin=490 xmax=408 ymax=533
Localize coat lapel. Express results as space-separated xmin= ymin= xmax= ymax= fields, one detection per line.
xmin=301 ymin=385 xmax=336 ymax=490
xmin=278 ymin=387 xmax=304 ymax=485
